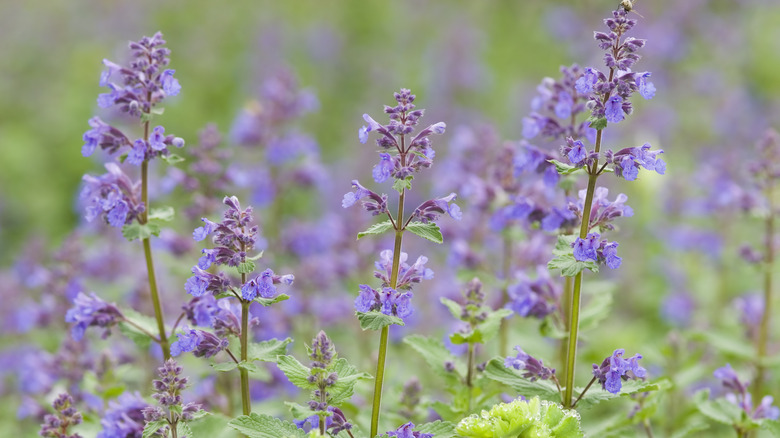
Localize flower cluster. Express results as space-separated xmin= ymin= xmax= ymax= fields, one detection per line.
xmin=576 ymin=9 xmax=655 ymax=124
xmin=714 ymin=364 xmax=779 ymax=420
xmin=571 ymin=232 xmax=622 ymax=269
xmin=142 ymin=359 xmax=202 ymax=436
xmin=39 ymin=393 xmax=83 ymax=438
xmin=65 ymin=292 xmax=124 ymax=341
xmin=341 ymin=180 xmax=388 ymax=215
xmin=506 ymin=267 xmax=560 ymax=319
xmin=170 ymin=326 xmax=229 ymax=358
xmin=605 ymin=144 xmax=666 ymax=180
xmin=572 ymin=187 xmax=634 ymax=232
xmin=373 ymin=250 xmax=434 ymax=290
xmin=97 ymin=392 xmax=147 ymax=438
xmin=592 ymin=348 xmax=646 ymax=394
xmin=411 ymin=193 xmax=463 ymax=223
xmin=386 ymin=422 xmax=433 ymax=438
xmin=80 ymin=163 xmax=143 ymax=228
xmin=355 ymin=284 xmax=413 ymax=320
xmin=504 ymin=346 xmax=556 ymax=382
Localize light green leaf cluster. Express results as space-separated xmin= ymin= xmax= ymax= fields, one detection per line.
xmin=456 ymin=396 xmax=583 ymax=438
xmin=547 ymin=235 xmax=599 ymax=277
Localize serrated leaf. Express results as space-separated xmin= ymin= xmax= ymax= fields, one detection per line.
xmin=211 ymin=362 xmax=239 ymax=372
xmin=762 ymin=419 xmax=780 ymax=436
xmin=405 ymin=221 xmax=443 ymax=244
xmin=285 ymin=402 xmax=312 ymax=420
xmin=483 ymin=358 xmax=559 ymax=400
xmin=236 ymin=261 xmax=256 ymax=275
xmin=148 ymin=206 xmax=175 ymax=222
xmin=228 ymin=413 xmax=306 ymax=438
xmin=277 ymin=355 xmax=316 ymax=390
xmin=246 ymin=338 xmax=292 ymax=362
xmin=328 ymin=358 xmax=373 ymax=405
xmin=143 ymin=420 xmax=168 ymax=438
xmin=440 ymin=297 xmax=463 ymax=320
xmin=693 ymin=389 xmax=743 ymax=426
xmin=356 ymin=311 xmax=405 ymax=330
xmin=576 ymin=379 xmax=672 ymax=410
xmin=404 ymin=335 xmax=463 ymax=382
xmin=392 ymin=176 xmax=413 ymax=193
xmin=415 ymin=420 xmax=457 ymax=438
xmin=122 ymin=222 xmax=161 ymax=241
xmin=117 ymin=307 xmax=159 ymax=349
xmin=254 ymin=294 xmax=289 ymax=307
xmin=357 ymin=220 xmax=394 ymax=240
xmin=188 ymin=413 xmax=232 ymax=438
xmin=177 ymin=421 xmax=193 ymax=438
xmin=476 ymin=308 xmax=513 ymax=344
xmin=588 ymin=115 xmax=608 ymax=130
xmin=163 ymin=153 xmax=185 ymax=165
xmin=548 ymin=159 xmax=585 ymax=176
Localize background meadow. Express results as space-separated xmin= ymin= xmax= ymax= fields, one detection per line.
xmin=1 ymin=0 xmax=780 ymax=436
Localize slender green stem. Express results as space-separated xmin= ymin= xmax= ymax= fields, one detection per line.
xmin=558 ymin=275 xmax=573 ymax=383
xmin=642 ymin=419 xmax=654 ymax=438
xmin=466 ymin=342 xmax=475 ymax=412
xmin=754 ymin=184 xmax=775 ymax=399
xmin=170 ymin=420 xmax=179 ymax=438
xmin=240 ymin=280 xmax=251 ymax=416
xmin=140 ymin=113 xmax=170 ymax=360
xmin=498 ymin=235 xmax=512 ymax=357
xmin=121 ymin=317 xmax=160 ymax=342
xmin=571 ymin=376 xmax=596 ymax=408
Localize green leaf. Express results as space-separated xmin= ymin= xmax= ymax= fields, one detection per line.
xmin=254 ymin=294 xmax=290 ymax=307
xmin=670 ymin=422 xmax=710 ymax=438
xmin=548 ymin=159 xmax=585 ymax=176
xmin=276 ymin=355 xmax=316 ymax=390
xmin=117 ymin=307 xmax=159 ymax=349
xmin=693 ymin=389 xmax=743 ymax=426
xmin=148 ymin=206 xmax=175 ymax=222
xmin=576 ymin=379 xmax=672 ymax=410
xmin=188 ymin=413 xmax=233 ymax=438
xmin=588 ymin=115 xmax=608 ymax=130
xmin=548 ymin=235 xmax=598 ymax=277
xmin=476 ymin=308 xmax=513 ymax=344
xmin=440 ymin=297 xmax=463 ymax=320
xmin=762 ymin=419 xmax=780 ymax=437
xmin=415 ymin=420 xmax=457 ymax=438
xmin=211 ymin=362 xmax=239 ymax=372
xmin=357 ymin=220 xmax=394 ymax=240
xmin=247 ymin=251 xmax=264 ymax=261
xmin=163 ymin=153 xmax=185 ymax=165
xmin=404 ymin=334 xmax=464 ymax=382
xmin=246 ymin=338 xmax=292 ymax=362
xmin=177 ymin=422 xmax=193 ymax=438
xmin=284 ymin=401 xmax=312 ymax=420
xmin=328 ymin=358 xmax=373 ymax=405
xmin=143 ymin=420 xmax=168 ymax=438
xmin=228 ymin=413 xmax=306 ymax=438
xmin=392 ymin=175 xmax=414 ymax=193
xmin=483 ymin=357 xmax=559 ymax=400
xmin=122 ymin=222 xmax=161 ymax=241
xmin=356 ymin=311 xmax=405 ymax=330
xmin=236 ymin=261 xmax=256 ymax=275
xmin=102 ymin=385 xmax=126 ymax=400
xmin=405 ymin=221 xmax=444 ymax=244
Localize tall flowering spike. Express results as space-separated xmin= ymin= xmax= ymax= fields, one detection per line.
xmin=142 ymin=359 xmax=202 ymax=436
xmin=592 ymin=349 xmax=646 ymax=394
xmin=65 ymin=292 xmax=124 ymax=341
xmin=504 ymin=346 xmax=556 ymax=382
xmin=39 ymin=393 xmax=83 ymax=438
xmin=310 ymin=330 xmax=336 ymax=369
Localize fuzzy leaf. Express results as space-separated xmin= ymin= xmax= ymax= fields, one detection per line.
xmin=392 ymin=175 xmax=414 ymax=193
xmin=122 ymin=222 xmax=161 ymax=241
xmin=357 ymin=220 xmax=394 ymax=240
xmin=415 ymin=420 xmax=457 ymax=438
xmin=588 ymin=115 xmax=608 ymax=130
xmin=228 ymin=413 xmax=306 ymax=438
xmin=328 ymin=358 xmax=373 ymax=405
xmin=404 ymin=334 xmax=463 ymax=381
xmin=762 ymin=419 xmax=780 ymax=436
xmin=476 ymin=308 xmax=513 ymax=344
xmin=211 ymin=362 xmax=238 ymax=372
xmin=406 ymin=221 xmax=443 ymax=244
xmin=276 ymin=355 xmax=316 ymax=390
xmin=284 ymin=402 xmax=312 ymax=420
xmin=247 ymin=251 xmax=265 ymax=261
xmin=143 ymin=420 xmax=168 ymax=438
xmin=482 ymin=358 xmax=559 ymax=400
xmin=117 ymin=307 xmax=159 ymax=349
xmin=576 ymin=379 xmax=672 ymax=410
xmin=548 ymin=159 xmax=585 ymax=176
xmin=162 ymin=153 xmax=185 ymax=165
xmin=356 ymin=311 xmax=405 ymax=331
xmin=148 ymin=206 xmax=175 ymax=222
xmin=254 ymin=294 xmax=290 ymax=307
xmin=188 ymin=413 xmax=234 ymax=438
xmin=236 ymin=261 xmax=256 ymax=275
xmin=693 ymin=389 xmax=743 ymax=426
xmin=246 ymin=338 xmax=292 ymax=363
xmin=440 ymin=297 xmax=463 ymax=320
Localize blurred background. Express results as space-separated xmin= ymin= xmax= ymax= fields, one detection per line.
xmin=1 ymin=0 xmax=780 ymax=436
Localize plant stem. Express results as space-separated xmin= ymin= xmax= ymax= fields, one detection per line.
xmin=240 ymin=270 xmax=251 ymax=416
xmin=121 ymin=317 xmax=160 ymax=342
xmin=498 ymin=235 xmax=512 ymax=357
xmin=558 ymin=275 xmax=573 ymax=383
xmin=466 ymin=342 xmax=475 ymax=412
xmin=140 ymin=116 xmax=170 ymax=360
xmin=571 ymin=376 xmax=596 ymax=408
xmin=170 ymin=420 xmax=179 ymax=438
xmin=563 ymin=127 xmax=603 ymax=408
xmin=754 ymin=184 xmax=775 ymax=399
xmin=370 ymin=152 xmax=407 ymax=438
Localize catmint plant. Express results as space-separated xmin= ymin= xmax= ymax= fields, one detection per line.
xmin=184 ymin=195 xmax=293 ymax=416
xmin=80 ymin=31 xmax=184 ymax=359
xmin=345 ymin=88 xmax=458 ymax=436
xmin=39 ymin=393 xmax=83 ymax=438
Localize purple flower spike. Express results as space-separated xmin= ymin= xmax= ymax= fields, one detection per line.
xmin=65 ymin=292 xmax=124 ymax=341
xmin=592 ymin=348 xmax=646 ymax=394
xmin=605 ymin=95 xmax=625 ymax=123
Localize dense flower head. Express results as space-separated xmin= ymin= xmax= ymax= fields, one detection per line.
xmin=309 ymin=331 xmax=336 ymax=369
xmin=170 ymin=326 xmax=228 ymax=358
xmin=373 ymin=250 xmax=434 ymax=290
xmin=411 ymin=193 xmax=462 ymax=223
xmin=294 ymin=406 xmax=352 ymax=435
xmin=142 ymin=359 xmax=201 ymax=432
xmin=523 ymin=64 xmax=597 ymax=142
xmin=387 ymin=422 xmax=433 ymax=438
xmin=592 ymin=348 xmax=646 ymax=394
xmin=576 ymin=9 xmax=654 ymax=125
xmin=607 ymin=143 xmax=666 ymax=181
xmin=506 ymin=267 xmax=560 ymax=319
xmin=39 ymin=393 xmax=83 ymax=438
xmin=341 ymin=180 xmax=388 ymax=216
xmin=573 ymin=186 xmax=634 ymax=232
xmin=571 ymin=232 xmax=622 ymax=269
xmin=81 ymin=117 xmax=132 ymax=157
xmin=714 ymin=364 xmax=780 ymax=420
xmin=354 ymin=285 xmax=414 ymax=321
xmin=65 ymin=292 xmax=124 ymax=341
xmin=192 ymin=196 xmax=260 ymax=262
xmin=97 ymin=392 xmax=147 ymax=438
xmin=80 ymin=163 xmax=143 ymax=228
xmin=504 ymin=346 xmax=556 ymax=382
xmin=241 ymin=268 xmax=294 ymax=300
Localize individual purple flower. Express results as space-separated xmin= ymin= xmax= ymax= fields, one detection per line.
xmin=387 ymin=422 xmax=433 ymax=438
xmin=605 ymin=95 xmax=625 ymax=123
xmin=359 ymin=114 xmax=383 ymax=144
xmin=567 ymin=139 xmax=588 ymax=166
xmin=65 ymin=292 xmax=124 ymax=341
xmin=575 ymin=67 xmax=598 ymax=94
xmin=161 ymin=69 xmax=181 ymax=96
xmin=341 ymin=180 xmax=388 ymax=215
xmin=610 ymin=143 xmax=665 ymax=180
xmin=555 ymin=90 xmax=574 ymax=120
xmin=126 ymin=139 xmax=147 ymax=166
xmin=197 ymin=248 xmax=216 ymax=270
xmin=170 ymin=326 xmax=228 ymax=358
xmin=572 ymin=233 xmax=599 ymax=261
xmin=242 ymin=269 xmax=279 ymax=300
xmin=411 ymin=193 xmax=462 ymax=223
xmin=592 ymin=348 xmax=646 ymax=394
xmin=576 ymin=187 xmax=634 ymax=231
xmin=80 ymin=163 xmax=143 ymax=227
xmin=97 ymin=392 xmax=147 ymax=438
xmin=149 ymin=126 xmax=167 ymax=151
xmin=373 ymin=250 xmax=434 ymax=290
xmin=636 ymin=72 xmax=655 ymax=99
xmin=355 ymin=285 xmax=378 ymax=313
xmin=504 ymin=346 xmax=556 ymax=381
xmin=506 ymin=267 xmax=560 ymax=319
xmin=184 ymin=266 xmax=227 ymax=297
xmin=522 ymin=116 xmax=541 ymax=139
xmin=373 ymin=152 xmax=394 ymax=183
xmin=82 ymin=116 xmax=132 ymax=157
xmin=355 ymin=285 xmax=414 ymax=321
xmin=541 ymin=206 xmax=578 ymax=232
xmin=106 ymin=200 xmax=129 ymax=228
xmin=39 ymin=393 xmax=83 ymax=438
xmin=602 ymin=242 xmax=621 ymax=269
xmin=192 ymin=218 xmax=217 ymax=241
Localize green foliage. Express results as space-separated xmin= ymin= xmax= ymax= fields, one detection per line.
xmin=245 ymin=338 xmax=292 ymax=362
xmin=143 ymin=420 xmax=168 ymax=438
xmin=254 ymin=294 xmax=290 ymax=307
xmin=356 ymin=310 xmax=405 ymax=330
xmin=482 ymin=358 xmax=559 ymax=401
xmin=548 ymin=159 xmax=585 ymax=176
xmin=117 ymin=307 xmax=161 ymax=349
xmin=403 ymin=334 xmax=463 ymax=384
xmin=405 ymin=221 xmax=444 ymax=244
xmin=392 ymin=175 xmax=414 ymax=193
xmin=276 ymin=355 xmax=371 ymax=406
xmin=162 ymin=153 xmax=185 ymax=165
xmin=357 ymin=220 xmax=394 ymax=240
xmin=575 ymin=379 xmax=672 ymax=410
xmin=227 ymin=413 xmax=305 ymax=438
xmin=415 ymin=420 xmax=457 ymax=438
xmin=587 ymin=114 xmax=608 ymax=130
xmin=148 ymin=206 xmax=175 ymax=222
xmin=276 ymin=355 xmax=315 ymax=390
xmin=449 ymin=309 xmax=513 ymax=345
xmin=122 ymin=222 xmax=162 ymax=241
xmin=548 ymin=235 xmax=599 ymax=277
xmin=456 ymin=396 xmax=583 ymax=438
